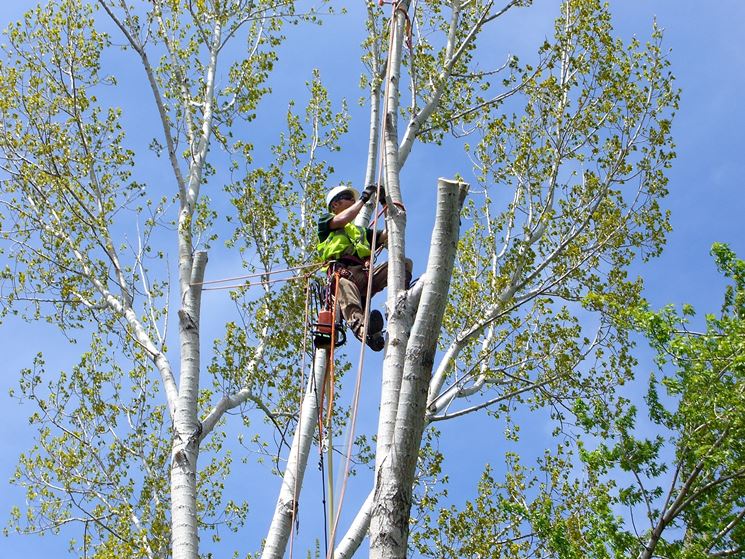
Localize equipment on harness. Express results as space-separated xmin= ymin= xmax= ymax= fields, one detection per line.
xmin=313 ymin=308 xmax=346 ymax=348
xmin=311 ymin=270 xmax=347 ymax=349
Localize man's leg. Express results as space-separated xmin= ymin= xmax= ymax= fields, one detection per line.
xmin=370 ymin=257 xmax=413 ymax=295
xmin=335 ymin=269 xmax=385 ymax=352
xmin=335 ymin=275 xmax=365 ymax=336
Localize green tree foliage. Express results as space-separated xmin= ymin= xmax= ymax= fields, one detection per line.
xmin=0 ymin=0 xmax=341 ymax=556
xmin=415 ymin=246 xmax=745 ymax=559
xmin=626 ymin=244 xmax=745 ymax=558
xmin=410 ymin=2 xmax=676 ymax=553
xmin=437 ymin=0 xmax=676 ymax=417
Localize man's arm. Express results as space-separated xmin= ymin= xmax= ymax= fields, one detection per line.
xmin=364 ymin=227 xmax=387 ymax=248
xmin=328 ymin=184 xmax=378 ymax=230
xmin=328 ymin=199 xmax=365 ymax=230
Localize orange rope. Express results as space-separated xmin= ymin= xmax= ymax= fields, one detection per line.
xmin=316 ymin=271 xmax=341 ymax=549
xmin=326 ymin=272 xmax=340 ymax=428
xmin=315 ymin=354 xmax=332 ymax=556
xmin=317 ymin=272 xmax=340 ymax=441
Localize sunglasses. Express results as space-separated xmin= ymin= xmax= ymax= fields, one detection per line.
xmin=332 ymin=193 xmax=355 ymax=204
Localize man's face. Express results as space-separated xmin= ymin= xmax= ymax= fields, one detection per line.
xmin=330 ymin=192 xmax=355 ymax=214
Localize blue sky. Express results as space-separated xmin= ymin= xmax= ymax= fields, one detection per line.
xmin=1 ymin=1 xmax=745 ymax=558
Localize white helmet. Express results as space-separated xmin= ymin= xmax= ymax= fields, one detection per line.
xmin=325 ymin=185 xmax=359 ymax=210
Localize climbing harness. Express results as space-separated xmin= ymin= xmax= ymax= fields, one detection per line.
xmin=311 ymin=267 xmax=348 ymax=349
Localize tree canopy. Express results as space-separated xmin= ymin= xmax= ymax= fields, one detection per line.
xmin=0 ymin=1 xmax=702 ymax=558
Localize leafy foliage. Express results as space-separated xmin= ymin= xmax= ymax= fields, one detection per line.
xmin=0 ymin=0 xmax=332 ymax=555
xmin=412 ymin=247 xmax=745 ymax=559
xmin=623 ymin=244 xmax=745 ymax=558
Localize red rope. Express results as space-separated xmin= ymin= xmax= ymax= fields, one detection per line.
xmin=326 ymin=273 xmax=340 ymax=427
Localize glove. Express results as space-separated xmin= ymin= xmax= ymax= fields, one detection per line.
xmin=359 ymin=183 xmax=377 ymax=203
xmin=378 ymin=183 xmax=387 ymax=203
xmin=361 ymin=183 xmax=386 ymax=204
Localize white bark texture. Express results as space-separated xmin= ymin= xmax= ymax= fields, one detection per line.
xmin=374 ymin=0 xmax=412 ymax=478
xmin=262 ymin=348 xmax=329 ymax=559
xmin=172 ymin=251 xmax=208 ymax=559
xmin=333 ymin=490 xmax=374 ymax=559
xmin=357 ymin=76 xmax=382 ymax=227
xmin=370 ymin=179 xmax=469 ymax=559
xmin=168 ymin=9 xmax=222 ymax=559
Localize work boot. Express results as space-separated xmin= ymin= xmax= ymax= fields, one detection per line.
xmin=367 ymin=309 xmax=384 ymax=336
xmin=366 ymin=332 xmax=385 ymax=352
xmin=357 ymin=310 xmax=385 ymax=352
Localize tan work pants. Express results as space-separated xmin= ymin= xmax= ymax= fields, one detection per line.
xmin=332 ymin=259 xmax=412 ymax=339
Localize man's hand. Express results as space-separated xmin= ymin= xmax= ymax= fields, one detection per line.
xmin=359 ymin=183 xmax=376 ymax=203
xmin=360 ymin=183 xmax=386 ymax=204
xmin=378 ymin=183 xmax=387 ymax=203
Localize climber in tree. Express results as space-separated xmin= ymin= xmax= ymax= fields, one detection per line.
xmin=317 ymin=184 xmax=412 ymax=352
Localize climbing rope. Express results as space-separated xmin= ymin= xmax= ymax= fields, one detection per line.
xmin=325 ymin=274 xmax=341 ymax=546
xmin=314 ymin=364 xmax=330 ymax=557
xmin=201 ymin=273 xmax=311 ymax=292
xmin=311 ymin=270 xmax=342 ymax=553
xmin=193 ymin=261 xmax=322 ymax=287
xmin=196 ymin=262 xmax=324 ymax=292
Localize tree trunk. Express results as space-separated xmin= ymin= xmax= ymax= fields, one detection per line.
xmin=373 ymin=0 xmax=411 ymax=478
xmin=262 ymin=348 xmax=329 ymax=559
xmin=370 ymin=179 xmax=468 ymax=559
xmin=172 ymin=250 xmax=208 ymax=559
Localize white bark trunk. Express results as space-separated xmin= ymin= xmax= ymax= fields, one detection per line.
xmin=374 ymin=0 xmax=412 ymax=478
xmin=370 ymin=179 xmax=468 ymax=559
xmin=262 ymin=349 xmax=329 ymax=559
xmin=333 ymin=490 xmax=374 ymax=559
xmin=172 ymin=251 xmax=208 ymax=559
xmin=357 ymin=79 xmax=382 ymax=227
